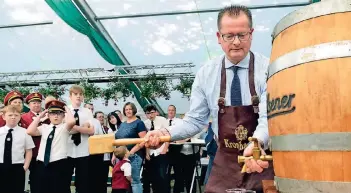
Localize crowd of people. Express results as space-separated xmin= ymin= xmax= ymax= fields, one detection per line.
xmin=0 ymin=84 xmax=211 ymax=193
xmin=1 ymin=3 xmax=279 ymax=193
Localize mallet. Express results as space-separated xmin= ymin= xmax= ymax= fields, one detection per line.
xmin=88 ymin=134 xmax=171 ymax=154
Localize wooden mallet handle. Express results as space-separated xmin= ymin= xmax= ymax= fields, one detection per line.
xmin=89 ymin=134 xmax=172 ymax=155
xmin=112 ymin=135 xmax=171 ymax=146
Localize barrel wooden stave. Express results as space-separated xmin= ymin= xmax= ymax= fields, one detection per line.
xmin=268 ymin=1 xmax=351 ymax=192
xmin=272 ymin=152 xmax=351 ymax=181
xmin=268 ymin=58 xmax=351 ymax=136
xmin=270 ymin=12 xmax=351 ymax=63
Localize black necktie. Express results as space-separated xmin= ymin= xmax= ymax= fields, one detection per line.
xmin=36 ymin=113 xmax=39 ymax=116
xmin=3 ymin=129 xmax=13 ymax=165
xmin=231 ymin=66 xmax=242 ymax=106
xmin=169 ymin=119 xmax=172 ymax=126
xmin=150 ymin=120 xmax=154 ymax=131
xmin=71 ymin=109 xmax=81 ymax=146
xmin=44 ymin=126 xmax=56 ymax=166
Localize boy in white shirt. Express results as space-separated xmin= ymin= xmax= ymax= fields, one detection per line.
xmin=0 ymin=105 xmax=35 ymax=193
xmin=27 ymin=100 xmax=92 ymax=193
xmin=66 ymin=85 xmax=95 ymax=193
xmin=143 ymin=104 xmax=169 ymax=193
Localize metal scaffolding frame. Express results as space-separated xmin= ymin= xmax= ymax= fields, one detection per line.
xmin=0 ymin=21 xmax=53 ymax=29
xmin=96 ymin=1 xmax=312 ymax=20
xmin=0 ymin=0 xmax=318 ymax=113
xmin=0 ymin=63 xmax=194 ymax=87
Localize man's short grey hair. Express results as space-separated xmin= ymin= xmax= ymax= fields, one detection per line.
xmin=217 ymin=5 xmax=253 ymax=30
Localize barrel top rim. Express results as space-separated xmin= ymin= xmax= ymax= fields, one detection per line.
xmin=271 ymin=0 xmax=351 ymax=40
xmin=268 ymin=40 xmax=351 ymax=79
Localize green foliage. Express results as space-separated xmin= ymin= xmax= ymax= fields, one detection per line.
xmin=174 ymin=77 xmax=194 ymax=99
xmin=13 ymin=87 xmax=31 ymax=97
xmin=0 ymin=74 xmax=194 ymax=105
xmin=138 ymin=73 xmax=171 ymax=100
xmin=38 ymin=84 xmax=66 ymax=99
xmin=0 ymin=89 xmax=7 ymax=104
xmin=80 ymin=82 xmax=101 ymax=103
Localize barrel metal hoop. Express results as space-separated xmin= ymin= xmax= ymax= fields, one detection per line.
xmin=271 ymin=132 xmax=351 ymax=151
xmin=275 ymin=176 xmax=351 ymax=193
xmin=268 ymin=40 xmax=351 ymax=79
xmin=272 ymin=0 xmax=351 ymax=39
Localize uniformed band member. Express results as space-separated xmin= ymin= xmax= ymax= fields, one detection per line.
xmin=0 ymin=91 xmax=28 ymax=128
xmin=27 ymin=99 xmax=85 ymax=193
xmin=0 ymin=105 xmax=35 ymax=193
xmin=21 ymin=92 xmax=48 ymax=193
xmin=145 ymin=5 xmax=274 ymax=193
xmin=66 ymin=85 xmax=95 ymax=193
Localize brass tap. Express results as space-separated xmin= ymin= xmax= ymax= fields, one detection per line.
xmin=238 ymin=137 xmax=273 ymax=173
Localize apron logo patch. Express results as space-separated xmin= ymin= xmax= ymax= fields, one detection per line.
xmin=223 ymin=125 xmax=249 ymax=150
xmin=234 ymin=125 xmax=248 ymax=141
xmin=267 ymin=93 xmax=296 ymax=119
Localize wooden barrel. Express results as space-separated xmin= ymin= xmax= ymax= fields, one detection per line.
xmin=267 ymin=0 xmax=351 ymax=192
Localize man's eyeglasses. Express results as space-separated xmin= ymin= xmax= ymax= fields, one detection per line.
xmin=221 ymin=32 xmax=252 ymax=42
xmin=146 ymin=111 xmax=156 ymax=115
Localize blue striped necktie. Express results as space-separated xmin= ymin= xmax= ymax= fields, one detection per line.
xmin=230 ymin=66 xmax=242 ymax=106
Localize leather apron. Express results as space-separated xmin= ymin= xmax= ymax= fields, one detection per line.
xmin=204 ymin=52 xmax=274 ymax=193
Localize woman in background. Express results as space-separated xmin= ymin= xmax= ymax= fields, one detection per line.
xmin=114 ymin=102 xmax=147 ymax=193
xmin=108 ymin=112 xmax=122 ymax=132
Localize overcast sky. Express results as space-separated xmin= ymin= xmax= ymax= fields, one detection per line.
xmin=0 ymin=0 xmax=308 ymax=115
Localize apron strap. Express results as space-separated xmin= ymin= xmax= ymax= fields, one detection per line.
xmin=220 ymin=58 xmax=226 ymax=98
xmin=248 ymin=52 xmax=259 ymax=107
xmin=219 ymin=52 xmax=258 ymax=105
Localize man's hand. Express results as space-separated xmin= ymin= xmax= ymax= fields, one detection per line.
xmin=38 ymin=110 xmax=48 ymax=122
xmin=23 ymin=165 xmax=29 ymax=171
xmin=144 ymin=129 xmax=170 ymax=149
xmin=38 ymin=109 xmax=48 ymax=119
xmin=243 ymin=142 xmax=269 ymax=173
xmin=82 ymin=122 xmax=91 ymax=128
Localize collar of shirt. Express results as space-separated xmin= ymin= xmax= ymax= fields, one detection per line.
xmin=31 ymin=111 xmax=40 ymax=116
xmin=67 ymin=105 xmax=82 ymax=111
xmin=224 ymin=52 xmax=250 ymax=69
xmin=48 ymin=123 xmax=63 ymax=128
xmin=3 ymin=125 xmax=16 ymax=132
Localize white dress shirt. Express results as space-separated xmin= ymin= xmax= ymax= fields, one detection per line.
xmin=37 ymin=123 xmax=70 ymax=163
xmin=120 ymin=159 xmax=132 ymax=177
xmin=93 ymin=119 xmax=113 ymax=161
xmin=0 ymin=125 xmax=35 ymax=164
xmin=168 ymin=117 xmax=197 ymax=155
xmin=144 ymin=116 xmax=168 ymax=156
xmin=67 ymin=106 xmax=94 ymax=158
xmin=169 ymin=52 xmax=270 ymax=148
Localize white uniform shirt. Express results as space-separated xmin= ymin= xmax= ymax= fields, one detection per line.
xmin=121 ymin=159 xmax=132 ymax=177
xmin=144 ymin=116 xmax=168 ymax=156
xmin=37 ymin=123 xmax=70 ymax=163
xmin=93 ymin=118 xmax=113 ymax=161
xmin=67 ymin=106 xmax=94 ymax=158
xmin=0 ymin=125 xmax=35 ymax=164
